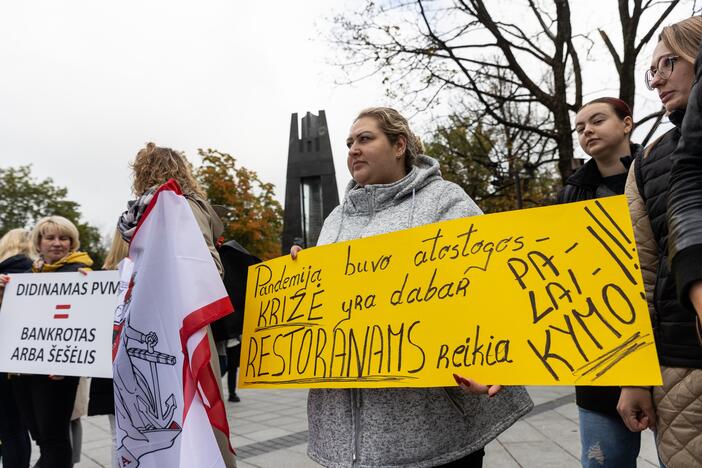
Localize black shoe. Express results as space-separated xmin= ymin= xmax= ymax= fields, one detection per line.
xmin=228 ymin=394 xmax=240 ymax=403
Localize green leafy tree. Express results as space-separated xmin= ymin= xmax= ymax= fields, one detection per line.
xmin=0 ymin=165 xmax=105 ymax=266
xmin=425 ymin=113 xmax=559 ymax=212
xmin=195 ymin=149 xmax=283 ymax=260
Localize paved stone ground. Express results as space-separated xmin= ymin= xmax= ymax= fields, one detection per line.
xmin=21 ymin=385 xmax=659 ymax=467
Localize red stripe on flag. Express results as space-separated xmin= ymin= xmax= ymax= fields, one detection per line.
xmin=181 ymin=297 xmax=232 ymax=336
xmin=182 ymin=336 xmax=210 ymax=419
xmin=180 ymin=296 xmax=234 ymax=454
xmin=53 ymin=313 xmax=69 ymax=319
xmin=55 ymin=304 xmax=71 ymax=310
xmin=130 ymin=179 xmax=184 ymax=247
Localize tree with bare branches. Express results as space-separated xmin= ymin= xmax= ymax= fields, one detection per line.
xmin=331 ymin=0 xmax=685 ymax=183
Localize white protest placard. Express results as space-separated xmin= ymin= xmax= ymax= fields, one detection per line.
xmin=0 ymin=270 xmax=120 ymax=378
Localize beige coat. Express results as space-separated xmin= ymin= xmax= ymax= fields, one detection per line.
xmin=71 ymin=377 xmax=91 ymax=420
xmin=626 ymin=158 xmax=702 ymax=467
xmin=187 ymin=196 xmax=224 ymax=276
xmin=187 ymin=195 xmax=236 ymax=468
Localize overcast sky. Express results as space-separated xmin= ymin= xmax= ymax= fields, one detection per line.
xmin=0 ymin=1 xmax=693 ymax=238
xmin=0 ymin=0 xmax=388 ymax=236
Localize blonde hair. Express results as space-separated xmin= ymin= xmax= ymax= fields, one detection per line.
xmin=102 ymin=229 xmax=129 ymax=270
xmin=0 ymin=228 xmax=33 ymax=263
xmin=31 ymin=216 xmax=80 ymax=254
xmin=131 ymin=142 xmax=206 ymax=197
xmin=659 ymin=16 xmax=702 ymax=64
xmin=355 ymin=107 xmax=424 ymax=173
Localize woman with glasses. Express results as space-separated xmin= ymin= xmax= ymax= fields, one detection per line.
xmin=617 ymin=16 xmax=702 ymax=468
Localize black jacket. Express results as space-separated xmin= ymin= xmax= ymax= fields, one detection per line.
xmin=211 ymin=240 xmax=261 ymax=342
xmin=558 ymin=147 xmax=638 ymax=204
xmin=669 ymin=43 xmax=702 ymax=312
xmin=0 ymin=254 xmax=32 ymax=274
xmin=636 ymin=111 xmax=702 ymax=368
xmin=557 ymin=147 xmax=637 ymax=416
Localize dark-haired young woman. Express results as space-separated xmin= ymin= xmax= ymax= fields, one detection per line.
xmin=560 ymin=97 xmax=642 ymax=467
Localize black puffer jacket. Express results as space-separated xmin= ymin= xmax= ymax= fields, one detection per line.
xmin=669 ymin=44 xmax=702 ymax=311
xmin=557 ymin=148 xmax=637 ymax=417
xmin=633 ymin=111 xmax=702 ymax=368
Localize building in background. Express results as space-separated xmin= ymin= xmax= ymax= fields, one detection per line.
xmin=281 ymin=110 xmax=339 ymax=254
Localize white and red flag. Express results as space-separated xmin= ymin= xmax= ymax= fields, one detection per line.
xmin=112 ymin=180 xmax=234 ymax=468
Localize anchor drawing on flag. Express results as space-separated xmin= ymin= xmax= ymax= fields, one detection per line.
xmin=128 ymin=340 xmax=178 ymax=429
xmin=113 ymin=272 xmax=182 ymax=467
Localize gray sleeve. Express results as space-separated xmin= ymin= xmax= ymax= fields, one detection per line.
xmin=315 ymin=205 xmax=343 ymax=247
xmin=436 ymin=182 xmax=483 ymax=221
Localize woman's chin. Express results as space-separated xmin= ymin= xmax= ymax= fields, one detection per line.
xmin=664 ymin=99 xmax=687 ymax=113
xmin=352 ymin=171 xmax=370 ymax=186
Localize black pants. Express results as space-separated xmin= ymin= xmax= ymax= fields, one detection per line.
xmin=13 ymin=375 xmax=79 ymax=468
xmin=435 ymin=448 xmax=485 ymax=467
xmin=225 ymin=344 xmax=241 ymax=396
xmin=0 ymin=374 xmax=31 ymax=468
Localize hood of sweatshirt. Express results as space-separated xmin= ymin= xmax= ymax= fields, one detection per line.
xmin=342 ymin=154 xmax=442 ymax=215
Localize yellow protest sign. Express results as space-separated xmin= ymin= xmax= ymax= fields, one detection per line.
xmin=240 ymin=196 xmax=661 ymax=388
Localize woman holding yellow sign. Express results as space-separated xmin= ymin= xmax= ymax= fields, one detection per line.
xmin=291 ymin=107 xmax=533 ymax=467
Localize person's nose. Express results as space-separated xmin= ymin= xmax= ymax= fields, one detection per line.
xmin=348 ymin=141 xmax=361 ymax=157
xmin=650 ymin=72 xmax=665 ymax=89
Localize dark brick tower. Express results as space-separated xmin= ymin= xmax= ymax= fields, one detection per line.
xmin=281 ymin=110 xmax=340 ymax=254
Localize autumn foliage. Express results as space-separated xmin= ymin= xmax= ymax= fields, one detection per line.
xmin=195 ymin=149 xmax=283 ymax=260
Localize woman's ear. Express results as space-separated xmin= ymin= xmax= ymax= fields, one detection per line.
xmin=623 ymin=116 xmax=634 ymax=134
xmin=395 ymin=136 xmax=407 ymax=159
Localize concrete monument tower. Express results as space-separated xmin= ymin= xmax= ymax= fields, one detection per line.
xmin=281 ymin=110 xmax=339 ymax=254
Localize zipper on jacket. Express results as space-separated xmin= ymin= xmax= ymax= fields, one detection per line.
xmin=652 ymin=259 xmax=663 ymax=336
xmin=363 ymin=188 xmax=376 ymax=237
xmin=350 ymin=388 xmax=361 ymax=466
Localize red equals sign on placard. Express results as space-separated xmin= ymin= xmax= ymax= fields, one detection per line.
xmin=54 ymin=304 xmax=71 ymax=319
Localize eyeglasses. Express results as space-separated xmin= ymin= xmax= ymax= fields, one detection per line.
xmin=645 ymin=55 xmax=679 ymax=90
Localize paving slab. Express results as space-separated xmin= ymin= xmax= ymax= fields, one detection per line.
xmin=500 ymin=440 xmax=580 ymax=468
xmin=13 ymin=385 xmax=664 ymax=468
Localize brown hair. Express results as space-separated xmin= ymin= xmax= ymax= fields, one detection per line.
xmin=579 ymin=97 xmax=633 ymax=121
xmin=131 ymin=142 xmax=206 ymax=197
xmin=355 ymin=107 xmax=424 ymax=173
xmin=659 ymin=16 xmax=702 ymax=64
xmin=102 ymin=228 xmax=129 ymax=270
xmin=31 ymin=216 xmax=80 ymax=254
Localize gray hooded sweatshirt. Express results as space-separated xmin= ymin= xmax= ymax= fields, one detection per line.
xmin=307 ymin=155 xmax=533 ymax=468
